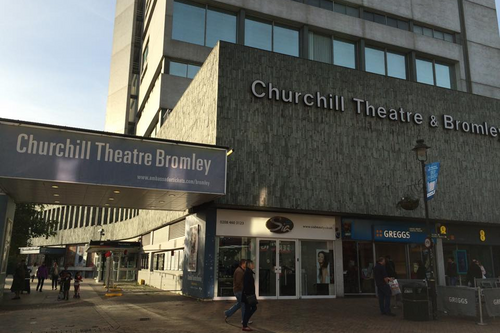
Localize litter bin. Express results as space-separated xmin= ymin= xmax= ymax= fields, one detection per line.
xmin=402 ymin=283 xmax=429 ymax=321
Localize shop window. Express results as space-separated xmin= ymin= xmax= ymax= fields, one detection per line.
xmin=343 ymin=241 xmax=375 ymax=294
xmin=300 ymin=240 xmax=335 ymax=296
xmin=216 ymin=237 xmax=256 ymax=297
xmin=245 ymin=18 xmax=299 ymax=57
xmin=172 ymin=1 xmax=236 ymax=47
xmin=365 ymin=47 xmax=407 ymax=79
xmin=169 ymin=61 xmax=201 ymax=79
xmin=374 ymin=243 xmax=408 ymax=279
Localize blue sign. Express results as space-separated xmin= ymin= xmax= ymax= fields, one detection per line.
xmin=373 ymin=225 xmax=427 ymax=243
xmin=0 ymin=121 xmax=227 ymax=195
xmin=425 ymin=162 xmax=440 ymax=200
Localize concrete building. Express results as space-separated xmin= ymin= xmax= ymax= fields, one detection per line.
xmin=31 ymin=0 xmax=500 ymax=300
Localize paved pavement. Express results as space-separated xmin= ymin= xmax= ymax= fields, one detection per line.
xmin=1 ymin=278 xmax=498 ymax=333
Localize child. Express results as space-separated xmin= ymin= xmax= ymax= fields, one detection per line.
xmin=74 ymin=272 xmax=83 ymax=299
xmin=59 ymin=267 xmax=72 ymax=301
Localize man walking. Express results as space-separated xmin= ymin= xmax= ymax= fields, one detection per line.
xmin=374 ymin=257 xmax=395 ymax=316
xmin=36 ymin=262 xmax=49 ymax=292
xmin=224 ymin=259 xmax=247 ymax=323
xmin=446 ymin=257 xmax=458 ymax=286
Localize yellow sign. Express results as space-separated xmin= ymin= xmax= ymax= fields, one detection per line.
xmin=439 ymin=225 xmax=447 ymax=235
xmin=480 ymin=230 xmax=486 ymax=242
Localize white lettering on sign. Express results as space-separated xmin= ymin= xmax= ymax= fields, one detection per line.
xmin=448 ymin=297 xmax=468 ymax=305
xmin=381 ymin=230 xmax=411 ymax=239
xmin=493 ymin=299 xmax=500 ymax=306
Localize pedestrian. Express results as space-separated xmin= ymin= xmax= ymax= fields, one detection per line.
xmin=59 ymin=266 xmax=72 ymax=301
xmin=477 ymin=260 xmax=487 ymax=278
xmin=73 ymin=271 xmax=83 ymax=298
xmin=385 ymin=255 xmax=398 ymax=279
xmin=224 ymin=259 xmax=247 ymax=324
xmin=36 ymin=262 xmax=49 ymax=292
xmin=22 ymin=260 xmax=31 ymax=294
xmin=31 ymin=263 xmax=38 ymax=282
xmin=242 ymin=260 xmax=258 ymax=331
xmin=466 ymin=259 xmax=483 ymax=286
xmin=373 ymin=257 xmax=395 ymax=316
xmin=446 ymin=257 xmax=458 ymax=286
xmin=50 ymin=262 xmax=59 ymax=290
xmin=10 ymin=261 xmax=25 ymax=300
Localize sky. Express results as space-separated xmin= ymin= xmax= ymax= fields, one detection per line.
xmin=0 ymin=0 xmax=116 ymax=131
xmin=0 ymin=1 xmax=499 ymax=132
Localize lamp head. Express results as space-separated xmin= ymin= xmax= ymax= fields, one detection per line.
xmin=412 ymin=139 xmax=430 ymax=162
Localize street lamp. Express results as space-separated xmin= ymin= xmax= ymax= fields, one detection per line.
xmin=412 ymin=139 xmax=437 ymax=320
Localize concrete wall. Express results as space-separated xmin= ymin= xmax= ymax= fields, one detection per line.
xmin=105 ymin=0 xmax=136 ymax=134
xmin=0 ymin=195 xmax=15 ymax=298
xmin=213 ymin=42 xmax=500 ymax=225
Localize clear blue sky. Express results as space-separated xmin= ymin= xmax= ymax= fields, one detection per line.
xmin=0 ymin=1 xmax=499 ymax=132
xmin=0 ymin=0 xmax=115 ymax=131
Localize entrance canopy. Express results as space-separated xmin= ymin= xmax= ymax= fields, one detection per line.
xmin=19 ymin=246 xmax=66 ymax=255
xmin=85 ymin=241 xmax=141 ymax=253
xmin=0 ymin=118 xmax=227 ymax=210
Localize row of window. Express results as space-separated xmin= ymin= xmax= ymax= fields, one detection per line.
xmin=43 ymin=206 xmax=140 ymax=231
xmin=152 ymin=250 xmax=184 ymax=271
xmin=290 ymin=0 xmax=455 ymax=43
xmin=171 ymin=1 xmax=454 ymax=90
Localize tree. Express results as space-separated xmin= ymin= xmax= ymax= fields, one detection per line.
xmin=7 ymin=204 xmax=58 ymax=272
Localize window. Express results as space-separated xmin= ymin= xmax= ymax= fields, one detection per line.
xmin=309 ymin=32 xmax=356 ymax=69
xmin=308 ymin=0 xmax=333 ymax=10
xmin=172 ymin=1 xmax=236 ymax=47
xmin=416 ymin=59 xmax=452 ymax=89
xmin=435 ymin=63 xmax=452 ymax=89
xmin=363 ymin=11 xmax=408 ymax=31
xmin=414 ymin=24 xmax=454 ymax=43
xmin=169 ymin=61 xmax=201 ymax=79
xmin=416 ymin=59 xmax=435 ymax=85
xmin=365 ymin=47 xmax=407 ymax=79
xmin=142 ymin=42 xmax=149 ymax=71
xmin=140 ymin=253 xmax=149 ymax=270
xmin=154 ymin=253 xmax=165 ymax=270
xmin=245 ymin=18 xmax=299 ymax=57
xmin=301 ymin=240 xmax=335 ymax=296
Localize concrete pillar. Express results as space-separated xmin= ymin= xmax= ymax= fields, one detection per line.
xmin=334 ymin=218 xmax=344 ymax=297
xmin=0 ymin=194 xmax=16 ymax=301
xmin=435 ymin=238 xmax=446 ymax=286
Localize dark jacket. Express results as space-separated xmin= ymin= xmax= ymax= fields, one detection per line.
xmin=416 ymin=266 xmax=427 ymax=279
xmin=37 ymin=265 xmax=49 ymax=279
xmin=446 ymin=262 xmax=458 ymax=278
xmin=11 ymin=265 xmax=25 ymax=292
xmin=386 ymin=260 xmax=398 ymax=279
xmin=243 ymin=268 xmax=256 ymax=298
xmin=466 ymin=263 xmax=483 ymax=285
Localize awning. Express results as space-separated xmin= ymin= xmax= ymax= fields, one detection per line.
xmin=85 ymin=241 xmax=141 ymax=253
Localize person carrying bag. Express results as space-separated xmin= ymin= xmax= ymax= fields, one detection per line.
xmin=241 ymin=260 xmax=257 ymax=332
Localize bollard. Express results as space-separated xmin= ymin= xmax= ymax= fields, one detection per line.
xmin=477 ymin=286 xmax=487 ymax=326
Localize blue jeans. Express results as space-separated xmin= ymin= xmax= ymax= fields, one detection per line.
xmin=224 ymin=291 xmax=245 ymax=321
xmin=377 ymin=285 xmax=392 ymax=314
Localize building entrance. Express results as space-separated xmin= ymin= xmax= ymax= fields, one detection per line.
xmin=257 ymin=239 xmax=298 ymax=299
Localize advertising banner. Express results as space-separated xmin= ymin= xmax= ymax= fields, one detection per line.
xmin=425 ymin=162 xmax=440 ymax=200
xmin=484 ymin=288 xmax=500 ymax=317
xmin=0 ymin=122 xmax=226 ymax=195
xmin=437 ymin=286 xmax=477 ymax=317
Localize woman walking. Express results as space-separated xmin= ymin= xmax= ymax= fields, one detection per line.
xmin=11 ymin=261 xmax=25 ymax=300
xmin=242 ymin=260 xmax=257 ymax=332
xmin=36 ymin=262 xmax=49 ymax=292
xmin=50 ymin=262 xmax=59 ymax=290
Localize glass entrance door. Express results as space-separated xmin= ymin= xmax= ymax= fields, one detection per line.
xmin=257 ymin=239 xmax=297 ymax=299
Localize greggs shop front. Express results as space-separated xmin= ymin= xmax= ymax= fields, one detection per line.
xmin=341 ymin=219 xmax=431 ymax=295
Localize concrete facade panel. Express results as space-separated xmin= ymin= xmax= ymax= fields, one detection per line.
xmin=468 ymin=42 xmax=500 ymax=90
xmin=464 ymin=0 xmax=500 ymax=48
xmin=160 ymin=74 xmax=192 ymax=110
xmin=411 ymin=0 xmax=461 ymax=32
xmin=105 ymin=87 xmax=129 ymax=134
xmin=363 ymin=0 xmax=413 ymax=19
xmin=465 ymin=0 xmax=496 ymax=9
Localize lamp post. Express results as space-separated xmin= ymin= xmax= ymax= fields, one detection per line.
xmin=412 ymin=139 xmax=437 ymax=320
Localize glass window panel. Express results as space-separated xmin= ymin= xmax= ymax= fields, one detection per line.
xmin=206 ymin=9 xmax=236 ymax=48
xmin=435 ymin=63 xmax=452 ymax=89
xmin=413 ymin=25 xmax=423 ymax=35
xmin=301 ymin=240 xmax=335 ymax=296
xmin=397 ymin=20 xmax=409 ymax=31
xmin=216 ymin=237 xmax=256 ymax=297
xmin=320 ymin=0 xmax=333 ymax=10
xmin=444 ymin=33 xmax=454 ymax=42
xmin=274 ymin=25 xmax=299 ymax=57
xmin=359 ymin=242 xmax=375 ymax=293
xmin=172 ymin=1 xmax=205 ymax=46
xmin=334 ymin=39 xmax=356 ymax=69
xmin=306 ymin=0 xmax=320 ymax=7
xmin=245 ymin=18 xmax=272 ymax=51
xmin=375 ymin=243 xmax=408 ymax=279
xmin=433 ymin=30 xmax=444 ymax=40
xmin=423 ymin=27 xmax=433 ymax=37
xmin=365 ymin=47 xmax=385 ymax=75
xmin=387 ymin=17 xmax=398 ymax=28
xmin=334 ymin=3 xmax=346 ymax=14
xmin=187 ymin=64 xmax=201 ymax=79
xmin=309 ymin=32 xmax=332 ymax=64
xmin=346 ymin=6 xmax=359 ymax=17
xmin=387 ymin=52 xmax=406 ymax=79
xmin=363 ymin=11 xmax=374 ymax=21
xmin=374 ymin=13 xmax=386 ymax=25
xmin=416 ymin=59 xmax=435 ymax=85
xmin=169 ymin=61 xmax=188 ymax=77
